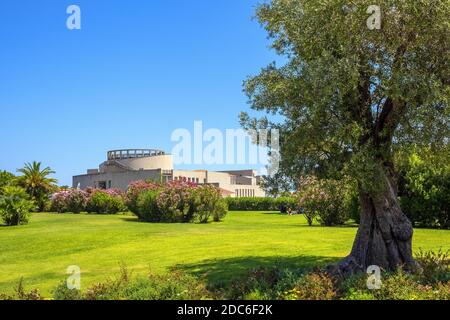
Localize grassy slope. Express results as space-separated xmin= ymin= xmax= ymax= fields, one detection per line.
xmin=0 ymin=211 xmax=448 ymax=295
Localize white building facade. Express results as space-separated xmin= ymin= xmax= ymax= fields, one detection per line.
xmin=73 ymin=149 xmax=265 ymax=197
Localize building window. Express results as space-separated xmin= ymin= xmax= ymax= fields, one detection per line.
xmin=108 ymin=180 xmax=112 ymax=189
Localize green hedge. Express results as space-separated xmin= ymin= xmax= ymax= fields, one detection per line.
xmin=225 ymin=197 xmax=296 ymax=211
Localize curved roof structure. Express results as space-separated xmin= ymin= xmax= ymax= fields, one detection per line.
xmin=107 ymin=149 xmax=166 ymax=161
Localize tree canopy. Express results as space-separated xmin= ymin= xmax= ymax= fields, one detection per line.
xmin=241 ymin=0 xmax=449 ymax=191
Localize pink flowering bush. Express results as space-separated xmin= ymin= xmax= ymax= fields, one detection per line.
xmin=155 ymin=181 xmax=197 ymax=222
xmin=51 ymin=189 xmax=89 ymax=213
xmin=130 ymin=180 xmax=226 ymax=223
xmin=126 ymin=181 xmax=160 ymax=214
xmin=295 ymin=176 xmax=350 ymax=226
xmin=191 ymin=184 xmax=228 ymax=223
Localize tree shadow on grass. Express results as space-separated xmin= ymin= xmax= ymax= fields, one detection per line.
xmin=173 ymin=255 xmax=341 ymax=287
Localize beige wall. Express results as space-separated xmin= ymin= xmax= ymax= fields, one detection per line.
xmin=73 ymin=169 xmax=163 ymax=191
xmin=113 ymin=154 xmax=173 ymax=171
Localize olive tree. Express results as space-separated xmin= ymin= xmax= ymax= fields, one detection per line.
xmin=241 ymin=0 xmax=449 ymax=277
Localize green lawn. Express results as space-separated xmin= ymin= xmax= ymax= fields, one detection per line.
xmin=0 ymin=211 xmax=448 ymax=296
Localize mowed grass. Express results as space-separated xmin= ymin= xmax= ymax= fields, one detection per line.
xmin=0 ymin=211 xmax=449 ymax=295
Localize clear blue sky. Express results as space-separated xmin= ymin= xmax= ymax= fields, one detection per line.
xmin=0 ymin=0 xmax=278 ymax=186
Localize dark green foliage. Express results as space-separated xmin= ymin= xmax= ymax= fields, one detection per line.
xmin=136 ymin=189 xmax=162 ymax=222
xmin=52 ymin=282 xmax=82 ymax=300
xmin=0 ymin=186 xmax=35 ymax=226
xmin=398 ymin=148 xmax=450 ymax=229
xmin=225 ymin=197 xmax=296 ymax=212
xmin=0 ymin=171 xmax=16 ymax=193
xmin=86 ymin=191 xmax=126 ymax=214
xmin=415 ymin=249 xmax=450 ymax=284
xmin=295 ymin=177 xmax=355 ymax=226
xmin=192 ymin=185 xmax=228 ymax=223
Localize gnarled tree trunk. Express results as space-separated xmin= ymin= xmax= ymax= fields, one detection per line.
xmin=328 ymin=169 xmax=421 ymax=279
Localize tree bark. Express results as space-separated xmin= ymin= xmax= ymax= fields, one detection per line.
xmin=327 ymin=169 xmax=421 ymax=279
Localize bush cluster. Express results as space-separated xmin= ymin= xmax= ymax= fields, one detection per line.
xmin=50 ymin=188 xmax=126 ymax=214
xmin=51 ymin=189 xmax=88 ymax=213
xmin=131 ymin=181 xmax=228 ymax=223
xmin=225 ymin=197 xmax=296 ymax=212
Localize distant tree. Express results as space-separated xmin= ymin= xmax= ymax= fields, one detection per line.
xmin=17 ymin=162 xmax=58 ymax=212
xmin=241 ymin=0 xmax=449 ymax=276
xmin=0 ymin=171 xmax=16 ymax=192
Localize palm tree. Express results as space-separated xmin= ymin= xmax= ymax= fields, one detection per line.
xmin=17 ymin=161 xmax=57 ymax=211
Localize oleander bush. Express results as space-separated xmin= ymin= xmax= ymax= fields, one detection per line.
xmin=192 ymin=184 xmax=228 ymax=223
xmin=50 ymin=188 xmax=126 ymax=214
xmin=126 ymin=180 xmax=160 ymax=214
xmin=51 ymin=189 xmax=88 ymax=213
xmin=86 ymin=189 xmax=127 ymax=214
xmin=155 ymin=181 xmax=196 ymax=223
xmin=0 ymin=186 xmax=35 ymax=226
xmin=295 ymin=176 xmax=352 ymax=226
xmin=136 ymin=188 xmax=163 ymax=222
xmin=131 ymin=181 xmax=226 ymax=223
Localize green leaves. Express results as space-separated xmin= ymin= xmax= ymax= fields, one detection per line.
xmin=0 ymin=186 xmax=35 ymax=226
xmin=243 ymin=0 xmax=449 ymax=187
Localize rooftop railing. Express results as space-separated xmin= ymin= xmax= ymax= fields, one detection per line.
xmin=107 ymin=149 xmax=166 ymax=160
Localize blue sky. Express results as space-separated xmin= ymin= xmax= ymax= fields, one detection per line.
xmin=0 ymin=0 xmax=279 ymax=186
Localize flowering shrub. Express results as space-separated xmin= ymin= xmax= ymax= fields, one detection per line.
xmin=130 ymin=180 xmax=226 ymax=223
xmin=86 ymin=189 xmax=126 ymax=214
xmin=126 ymin=181 xmax=160 ymax=214
xmin=51 ymin=189 xmax=88 ymax=213
xmin=295 ymin=176 xmax=350 ymax=226
xmin=192 ymin=185 xmax=228 ymax=223
xmin=155 ymin=181 xmax=197 ymax=222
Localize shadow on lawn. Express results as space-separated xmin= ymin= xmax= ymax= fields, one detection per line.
xmin=173 ymin=255 xmax=341 ymax=286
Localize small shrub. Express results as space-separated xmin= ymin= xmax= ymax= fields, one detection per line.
xmin=51 ymin=189 xmax=88 ymax=213
xmin=295 ymin=176 xmax=350 ymax=226
xmin=155 ymin=182 xmax=196 ymax=222
xmin=126 ymin=180 xmax=160 ymax=214
xmin=86 ymin=189 xmax=126 ymax=214
xmin=213 ymin=199 xmax=228 ymax=222
xmin=415 ymin=249 xmax=450 ymax=284
xmin=2 ymin=278 xmax=43 ymax=300
xmin=52 ymin=282 xmax=82 ymax=300
xmin=119 ymin=271 xmax=211 ymax=300
xmin=286 ymin=272 xmax=337 ymax=300
xmin=136 ymin=189 xmax=163 ymax=222
xmin=79 ymin=265 xmax=211 ymax=300
xmin=0 ymin=186 xmax=35 ymax=226
xmin=192 ymin=185 xmax=228 ymax=223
